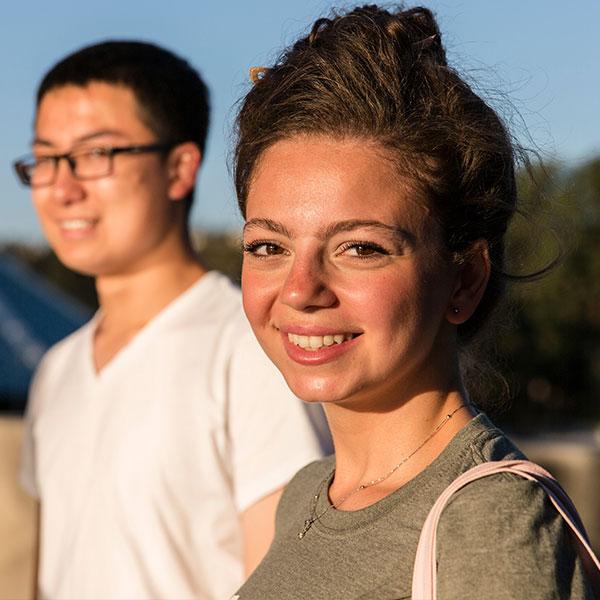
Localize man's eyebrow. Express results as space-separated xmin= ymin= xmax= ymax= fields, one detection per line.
xmin=32 ymin=129 xmax=128 ymax=147
xmin=244 ymin=217 xmax=415 ymax=244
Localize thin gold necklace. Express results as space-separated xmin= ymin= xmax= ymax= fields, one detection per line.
xmin=297 ymin=404 xmax=468 ymax=539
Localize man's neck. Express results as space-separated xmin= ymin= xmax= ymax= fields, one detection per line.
xmin=92 ymin=250 xmax=206 ymax=372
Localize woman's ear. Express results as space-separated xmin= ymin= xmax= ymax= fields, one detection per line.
xmin=167 ymin=142 xmax=202 ymax=202
xmin=446 ymin=240 xmax=491 ymax=325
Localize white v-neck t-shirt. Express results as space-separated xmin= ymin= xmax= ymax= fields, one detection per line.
xmin=21 ymin=271 xmax=323 ymax=600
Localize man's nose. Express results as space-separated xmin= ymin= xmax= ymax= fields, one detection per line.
xmin=51 ymin=158 xmax=85 ymax=204
xmin=280 ymin=255 xmax=337 ymax=311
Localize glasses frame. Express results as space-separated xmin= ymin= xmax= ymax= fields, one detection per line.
xmin=13 ymin=142 xmax=177 ymax=187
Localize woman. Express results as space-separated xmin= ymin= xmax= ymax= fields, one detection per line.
xmin=234 ymin=5 xmax=594 ymax=598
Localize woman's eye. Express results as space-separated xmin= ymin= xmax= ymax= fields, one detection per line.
xmin=338 ymin=242 xmax=390 ymax=258
xmin=243 ymin=241 xmax=285 ymax=257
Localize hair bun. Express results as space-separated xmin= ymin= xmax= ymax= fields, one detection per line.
xmin=307 ymin=6 xmax=447 ymax=66
xmin=308 ymin=17 xmax=333 ymax=46
xmin=386 ymin=7 xmax=447 ymax=66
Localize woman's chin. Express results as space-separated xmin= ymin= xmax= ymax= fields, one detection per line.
xmin=282 ymin=372 xmax=351 ymax=405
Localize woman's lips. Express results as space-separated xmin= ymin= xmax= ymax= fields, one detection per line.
xmin=280 ymin=329 xmax=361 ymax=365
xmin=287 ymin=332 xmax=355 ymax=351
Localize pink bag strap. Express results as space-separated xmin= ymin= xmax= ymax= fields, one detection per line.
xmin=411 ymin=460 xmax=600 ymax=599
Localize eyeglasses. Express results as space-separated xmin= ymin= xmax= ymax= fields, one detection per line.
xmin=13 ymin=142 xmax=176 ymax=187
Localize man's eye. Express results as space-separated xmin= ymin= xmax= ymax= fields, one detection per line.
xmin=243 ymin=241 xmax=285 ymax=257
xmin=87 ymin=148 xmax=110 ymax=157
xmin=76 ymin=148 xmax=110 ymax=160
xmin=33 ymin=156 xmax=55 ymax=166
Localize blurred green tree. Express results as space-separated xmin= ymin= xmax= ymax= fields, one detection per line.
xmin=498 ymin=157 xmax=600 ymax=429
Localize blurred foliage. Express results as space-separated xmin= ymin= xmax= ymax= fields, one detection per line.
xmin=192 ymin=231 xmax=243 ymax=284
xmin=496 ymin=156 xmax=600 ymax=430
xmin=2 ymin=159 xmax=598 ymax=429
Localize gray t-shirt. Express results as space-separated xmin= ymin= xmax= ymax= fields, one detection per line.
xmin=236 ymin=414 xmax=592 ymax=599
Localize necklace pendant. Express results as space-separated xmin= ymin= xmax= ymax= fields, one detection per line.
xmin=298 ymin=518 xmax=313 ymax=540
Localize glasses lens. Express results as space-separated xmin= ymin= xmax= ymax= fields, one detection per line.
xmin=74 ymin=149 xmax=111 ymax=179
xmin=29 ymin=157 xmax=56 ymax=187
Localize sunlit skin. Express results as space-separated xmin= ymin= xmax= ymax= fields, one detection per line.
xmin=33 ymin=83 xmax=192 ymax=278
xmin=242 ymin=136 xmax=488 ymax=506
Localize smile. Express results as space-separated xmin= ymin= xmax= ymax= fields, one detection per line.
xmin=60 ymin=219 xmax=97 ymax=231
xmin=287 ymin=332 xmax=357 ymax=351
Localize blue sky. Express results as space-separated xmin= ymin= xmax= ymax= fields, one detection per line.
xmin=1 ymin=0 xmax=599 ymax=242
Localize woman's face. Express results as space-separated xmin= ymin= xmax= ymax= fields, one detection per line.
xmin=242 ymin=135 xmax=460 ymax=407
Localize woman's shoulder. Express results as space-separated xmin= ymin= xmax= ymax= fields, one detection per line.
xmin=458 ymin=412 xmax=526 ymax=462
xmin=448 ymin=414 xmax=566 ymax=512
xmin=443 ymin=414 xmax=566 ymax=549
xmin=436 ymin=473 xmax=591 ymax=597
xmin=433 ymin=415 xmax=592 ymax=598
xmin=424 ymin=412 xmax=528 ymax=490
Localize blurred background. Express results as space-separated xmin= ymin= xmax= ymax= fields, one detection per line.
xmin=1 ymin=1 xmax=599 ymax=597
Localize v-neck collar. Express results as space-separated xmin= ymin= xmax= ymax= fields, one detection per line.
xmin=85 ymin=271 xmax=221 ymax=380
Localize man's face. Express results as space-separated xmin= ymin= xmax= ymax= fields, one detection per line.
xmin=32 ymin=82 xmax=184 ymax=277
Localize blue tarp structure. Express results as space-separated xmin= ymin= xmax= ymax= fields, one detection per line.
xmin=0 ymin=253 xmax=91 ymax=413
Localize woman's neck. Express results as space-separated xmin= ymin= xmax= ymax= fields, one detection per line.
xmin=323 ymin=389 xmax=476 ymax=510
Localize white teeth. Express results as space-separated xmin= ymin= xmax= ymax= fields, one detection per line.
xmin=287 ymin=332 xmax=355 ymax=351
xmin=297 ymin=335 xmax=309 ymax=348
xmin=309 ymin=336 xmax=322 ymax=349
xmin=61 ymin=219 xmax=94 ymax=231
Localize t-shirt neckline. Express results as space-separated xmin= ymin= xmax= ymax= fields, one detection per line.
xmin=310 ymin=413 xmax=491 ymax=535
xmin=84 ymin=271 xmax=222 ymax=380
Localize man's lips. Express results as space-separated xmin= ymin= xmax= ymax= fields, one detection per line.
xmin=55 ymin=218 xmax=99 ymax=238
xmin=58 ymin=218 xmax=98 ymax=231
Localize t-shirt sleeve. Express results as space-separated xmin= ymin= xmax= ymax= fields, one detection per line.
xmin=436 ymin=473 xmax=594 ymax=599
xmin=19 ymin=363 xmax=45 ymax=499
xmin=227 ymin=329 xmax=325 ymax=513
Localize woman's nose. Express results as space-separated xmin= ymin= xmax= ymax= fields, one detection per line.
xmin=280 ymin=256 xmax=337 ymax=311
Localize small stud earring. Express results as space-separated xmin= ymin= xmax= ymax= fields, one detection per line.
xmin=452 ymin=307 xmax=460 ymax=314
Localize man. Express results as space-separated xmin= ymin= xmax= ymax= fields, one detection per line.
xmin=14 ymin=41 xmax=323 ymax=599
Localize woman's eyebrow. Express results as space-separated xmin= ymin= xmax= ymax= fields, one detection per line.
xmin=244 ymin=218 xmax=416 ymax=244
xmin=322 ymin=220 xmax=416 ymax=245
xmin=243 ymin=218 xmax=293 ymax=238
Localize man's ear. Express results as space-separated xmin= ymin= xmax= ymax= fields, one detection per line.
xmin=167 ymin=142 xmax=202 ymax=202
xmin=446 ymin=240 xmax=491 ymax=325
